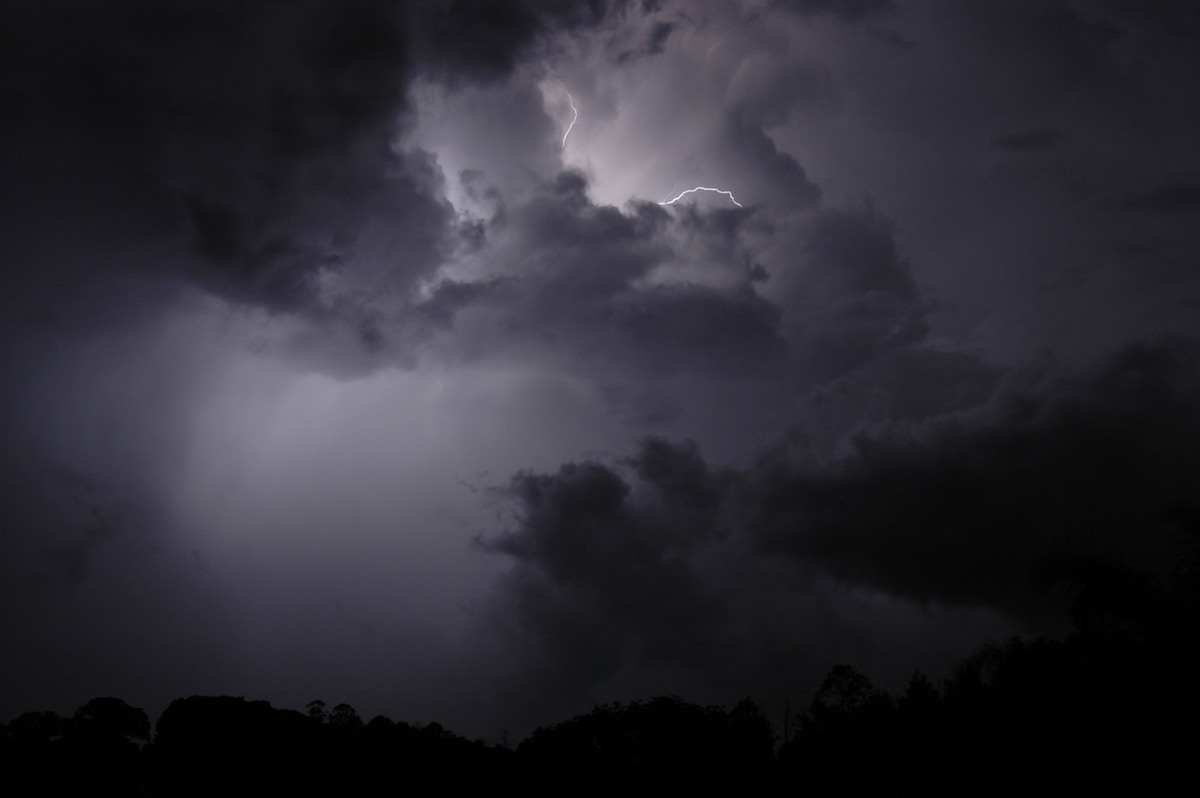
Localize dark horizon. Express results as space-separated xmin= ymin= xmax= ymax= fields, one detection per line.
xmin=6 ymin=579 xmax=1197 ymax=796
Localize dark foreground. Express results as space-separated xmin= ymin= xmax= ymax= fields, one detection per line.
xmin=4 ymin=556 xmax=1196 ymax=796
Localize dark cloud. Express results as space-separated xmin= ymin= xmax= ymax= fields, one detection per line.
xmin=612 ymin=284 xmax=787 ymax=377
xmin=408 ymin=0 xmax=545 ymax=83
xmin=995 ymin=3 xmax=1123 ymax=91
xmin=751 ymin=339 xmax=1200 ymax=616
xmin=1098 ymin=183 xmax=1200 ymax=214
xmin=989 ymin=129 xmax=1062 ymax=152
xmin=729 ymin=56 xmax=841 ymax=128
xmin=716 ymin=111 xmax=823 ymax=209
xmin=599 ymin=383 xmax=683 ymax=428
xmin=795 ymin=348 xmax=1007 ymax=448
xmin=0 ymin=0 xmax=637 ymax=355
xmin=407 ymin=0 xmax=622 ymax=83
xmin=481 ymin=339 xmax=1200 ymax=713
xmin=781 ymin=204 xmax=930 ymax=379
xmin=645 ymin=20 xmax=677 ymax=54
xmin=0 ymin=1 xmax=439 ymax=317
xmin=479 ymin=444 xmax=738 ymax=711
xmin=614 ymin=20 xmax=677 ymax=63
xmin=415 ymin=277 xmax=513 ymax=332
xmin=438 ymin=170 xmax=792 ymax=379
xmin=800 ymin=206 xmax=919 ymax=301
xmin=424 ymin=174 xmax=929 ymax=402
xmin=768 ymin=0 xmax=896 ymax=20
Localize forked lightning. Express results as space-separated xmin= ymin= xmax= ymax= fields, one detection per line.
xmin=556 ymin=95 xmax=740 ymax=208
xmin=562 ymin=93 xmax=578 ymax=148
xmin=658 ymin=186 xmax=743 ymax=208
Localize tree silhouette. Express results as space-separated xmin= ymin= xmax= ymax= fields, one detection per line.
xmin=782 ymin=664 xmax=896 ymax=792
xmin=71 ymin=696 xmax=150 ymax=743
xmin=1 ymin=711 xmax=69 ymax=795
xmin=516 ymin=695 xmax=775 ymax=794
xmin=800 ymin=663 xmax=893 ymax=738
xmin=306 ymin=699 xmax=328 ymax=723
xmin=329 ymin=702 xmax=363 ymax=730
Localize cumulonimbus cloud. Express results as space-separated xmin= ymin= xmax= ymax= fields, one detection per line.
xmin=481 ymin=339 xmax=1200 ymax=709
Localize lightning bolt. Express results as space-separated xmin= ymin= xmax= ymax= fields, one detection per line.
xmin=658 ymin=186 xmax=743 ymax=208
xmin=562 ymin=93 xmax=578 ymax=149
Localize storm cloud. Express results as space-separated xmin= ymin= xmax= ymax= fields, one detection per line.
xmin=3 ymin=0 xmax=1199 ymax=739
xmin=479 ymin=339 xmax=1200 ymax=725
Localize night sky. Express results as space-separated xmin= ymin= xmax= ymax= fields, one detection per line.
xmin=3 ymin=0 xmax=1199 ymax=739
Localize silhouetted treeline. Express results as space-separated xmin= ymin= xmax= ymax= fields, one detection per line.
xmin=514 ymin=695 xmax=776 ymax=795
xmin=3 ymin=550 xmax=1195 ymax=796
xmin=776 ymin=548 xmax=1200 ymax=795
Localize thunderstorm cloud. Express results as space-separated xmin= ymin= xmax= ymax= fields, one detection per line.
xmin=2 ymin=0 xmax=1199 ymax=737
